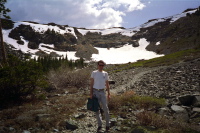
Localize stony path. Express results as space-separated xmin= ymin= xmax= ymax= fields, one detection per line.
xmin=67 ymin=107 xmax=115 ymax=133
xmin=109 ymin=66 xmax=167 ymax=94
xmin=68 ymin=67 xmax=167 ymax=133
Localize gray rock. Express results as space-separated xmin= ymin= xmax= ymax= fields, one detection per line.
xmin=171 ymin=105 xmax=186 ymax=113
xmin=191 ymin=107 xmax=200 ymax=119
xmin=110 ymin=118 xmax=117 ymax=127
xmin=74 ymin=113 xmax=86 ymax=119
xmin=35 ymin=114 xmax=51 ymax=121
xmin=192 ymin=95 xmax=200 ymax=107
xmin=53 ymin=129 xmax=59 ymax=132
xmin=171 ymin=105 xmax=189 ymax=122
xmin=9 ymin=127 xmax=15 ymax=131
xmin=173 ymin=113 xmax=189 ymax=122
xmin=66 ymin=120 xmax=78 ymax=131
xmin=178 ymin=95 xmax=194 ymax=106
xmin=22 ymin=130 xmax=31 ymax=133
xmin=158 ymin=107 xmax=169 ymax=115
xmin=193 ymin=107 xmax=200 ymax=113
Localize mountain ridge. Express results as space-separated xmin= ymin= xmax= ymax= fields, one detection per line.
xmin=1 ymin=7 xmax=200 ymax=62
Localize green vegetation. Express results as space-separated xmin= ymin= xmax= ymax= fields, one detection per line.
xmin=0 ymin=54 xmax=87 ymax=109
xmin=133 ymin=48 xmax=200 ymax=67
xmin=0 ymin=54 xmax=90 ymax=131
xmin=109 ymin=91 xmax=198 ymax=133
xmin=0 ymin=55 xmax=45 ymax=108
xmin=36 ymin=55 xmax=85 ymax=72
xmin=109 ymin=91 xmax=166 ymax=113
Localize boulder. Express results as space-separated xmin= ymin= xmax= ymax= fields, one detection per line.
xmin=192 ymin=95 xmax=200 ymax=107
xmin=171 ymin=105 xmax=189 ymax=122
xmin=178 ymin=95 xmax=194 ymax=106
xmin=171 ymin=105 xmax=186 ymax=113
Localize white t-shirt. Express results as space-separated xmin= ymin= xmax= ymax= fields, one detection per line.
xmin=91 ymin=70 xmax=109 ymax=89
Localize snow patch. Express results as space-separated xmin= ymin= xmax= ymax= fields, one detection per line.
xmin=156 ymin=41 xmax=160 ymax=45
xmin=78 ymin=28 xmax=136 ymax=37
xmin=91 ymin=38 xmax=164 ymax=64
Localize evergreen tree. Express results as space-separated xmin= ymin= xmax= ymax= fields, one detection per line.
xmin=0 ymin=55 xmax=45 ymax=107
xmin=0 ymin=0 xmax=11 ymax=66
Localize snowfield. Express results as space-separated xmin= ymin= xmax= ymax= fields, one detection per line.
xmin=91 ymin=38 xmax=163 ymax=64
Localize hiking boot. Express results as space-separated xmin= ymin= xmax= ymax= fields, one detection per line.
xmin=106 ymin=126 xmax=110 ymax=132
xmin=97 ymin=126 xmax=102 ymax=132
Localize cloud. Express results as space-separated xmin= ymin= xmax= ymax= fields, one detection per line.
xmin=6 ymin=0 xmax=146 ymax=29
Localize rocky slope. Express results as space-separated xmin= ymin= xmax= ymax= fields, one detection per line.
xmin=61 ymin=58 xmax=200 ymax=133
xmin=110 ymin=58 xmax=200 ymax=101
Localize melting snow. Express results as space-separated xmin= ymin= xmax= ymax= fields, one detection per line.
xmin=91 ymin=38 xmax=163 ymax=64
xmin=156 ymin=41 xmax=160 ymax=45
xmin=78 ymin=27 xmax=136 ymax=37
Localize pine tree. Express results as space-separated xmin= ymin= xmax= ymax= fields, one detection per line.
xmin=0 ymin=0 xmax=11 ymax=66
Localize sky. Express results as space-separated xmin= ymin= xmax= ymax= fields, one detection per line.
xmin=5 ymin=0 xmax=200 ymax=29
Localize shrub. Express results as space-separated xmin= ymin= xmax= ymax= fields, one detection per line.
xmin=109 ymin=90 xmax=166 ymax=112
xmin=0 ymin=55 xmax=46 ymax=107
xmin=136 ymin=111 xmax=195 ymax=133
xmin=136 ymin=111 xmax=171 ymax=128
xmin=47 ymin=66 xmax=91 ymax=90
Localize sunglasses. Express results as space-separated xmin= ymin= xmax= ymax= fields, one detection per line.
xmin=99 ymin=64 xmax=104 ymax=66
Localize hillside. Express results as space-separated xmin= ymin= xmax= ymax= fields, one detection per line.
xmin=1 ymin=7 xmax=200 ymax=63
xmin=0 ymin=53 xmax=199 ymax=133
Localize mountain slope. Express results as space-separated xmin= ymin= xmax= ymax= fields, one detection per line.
xmin=1 ymin=7 xmax=200 ymax=63
xmin=132 ymin=8 xmax=200 ymax=54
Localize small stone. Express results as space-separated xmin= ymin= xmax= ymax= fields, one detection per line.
xmin=74 ymin=113 xmax=86 ymax=119
xmin=66 ymin=120 xmax=78 ymax=131
xmin=192 ymin=96 xmax=200 ymax=107
xmin=87 ymin=124 xmax=93 ymax=127
xmin=110 ymin=118 xmax=117 ymax=127
xmin=9 ymin=127 xmax=15 ymax=131
xmin=35 ymin=114 xmax=51 ymax=121
xmin=193 ymin=107 xmax=200 ymax=112
xmin=53 ymin=129 xmax=59 ymax=132
xmin=158 ymin=107 xmax=169 ymax=115
xmin=22 ymin=130 xmax=31 ymax=133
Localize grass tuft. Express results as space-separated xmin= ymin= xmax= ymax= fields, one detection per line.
xmin=109 ymin=90 xmax=166 ymax=112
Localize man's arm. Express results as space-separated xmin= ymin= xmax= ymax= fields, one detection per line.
xmin=90 ymin=78 xmax=94 ymax=99
xmin=106 ymin=80 xmax=110 ymax=99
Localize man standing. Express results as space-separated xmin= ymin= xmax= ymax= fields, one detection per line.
xmin=90 ymin=60 xmax=110 ymax=132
